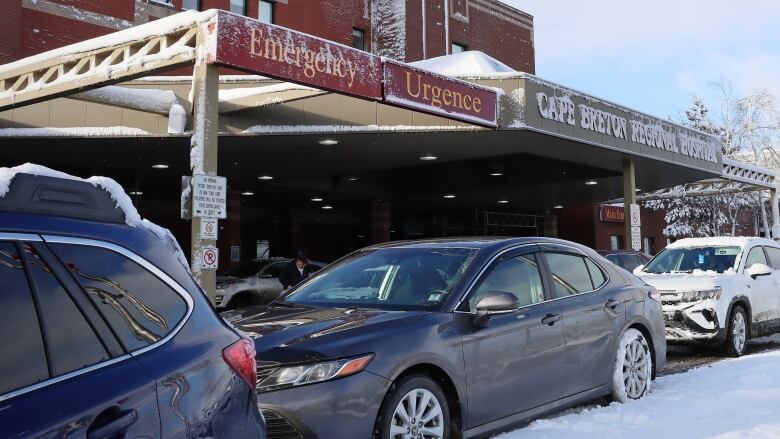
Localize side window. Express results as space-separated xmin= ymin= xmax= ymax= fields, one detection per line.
xmin=264 ymin=263 xmax=285 ymax=278
xmin=0 ymin=242 xmax=49 ymax=395
xmin=545 ymin=252 xmax=595 ymax=298
xmin=765 ymin=247 xmax=780 ymax=269
xmin=24 ymin=244 xmax=109 ymax=376
xmin=605 ymin=254 xmax=621 ymax=266
xmin=745 ymin=247 xmax=768 ymax=269
xmin=585 ymin=258 xmax=607 ymax=287
xmin=619 ymin=254 xmax=640 ymax=272
xmin=466 ymin=253 xmax=545 ymax=311
xmin=51 ymin=244 xmax=187 ymax=352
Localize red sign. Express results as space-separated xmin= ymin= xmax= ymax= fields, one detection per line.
xmin=600 ymin=205 xmax=625 ymax=223
xmin=207 ymin=11 xmax=382 ymax=100
xmin=382 ymin=60 xmax=498 ymax=127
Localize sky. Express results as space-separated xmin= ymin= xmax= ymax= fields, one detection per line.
xmin=501 ymin=1 xmax=780 ymax=122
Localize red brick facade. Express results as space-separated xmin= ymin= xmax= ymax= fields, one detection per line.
xmin=0 ymin=0 xmax=535 ymax=73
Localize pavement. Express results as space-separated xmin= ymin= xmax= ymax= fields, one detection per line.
xmin=659 ymin=332 xmax=780 ymax=376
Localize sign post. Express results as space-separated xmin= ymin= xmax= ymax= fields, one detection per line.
xmin=623 ymin=159 xmax=638 ymax=251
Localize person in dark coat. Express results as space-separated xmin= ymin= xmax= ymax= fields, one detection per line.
xmin=279 ymin=251 xmax=318 ymax=289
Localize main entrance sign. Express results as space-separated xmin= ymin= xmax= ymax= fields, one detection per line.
xmin=207 ymin=11 xmax=383 ymax=100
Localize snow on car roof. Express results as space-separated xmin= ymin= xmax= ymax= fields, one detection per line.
xmin=0 ymin=163 xmax=190 ymax=271
xmin=667 ymin=236 xmax=778 ymax=249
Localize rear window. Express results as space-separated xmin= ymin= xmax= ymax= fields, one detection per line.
xmin=545 ymin=252 xmax=596 ymax=297
xmin=51 ymin=244 xmax=188 ymax=352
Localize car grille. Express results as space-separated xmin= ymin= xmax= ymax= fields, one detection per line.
xmin=262 ymin=408 xmax=304 ymax=439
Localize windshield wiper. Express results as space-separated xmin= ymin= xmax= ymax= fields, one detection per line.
xmin=270 ymin=300 xmax=305 ymax=309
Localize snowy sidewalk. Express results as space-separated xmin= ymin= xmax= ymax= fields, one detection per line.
xmin=498 ymin=349 xmax=780 ymax=438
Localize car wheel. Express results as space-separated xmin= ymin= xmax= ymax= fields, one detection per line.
xmin=374 ymin=375 xmax=450 ymax=439
xmin=725 ymin=306 xmax=748 ymax=357
xmin=612 ymin=328 xmax=652 ymax=403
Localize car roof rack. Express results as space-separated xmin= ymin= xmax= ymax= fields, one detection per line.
xmin=0 ymin=173 xmax=126 ymax=224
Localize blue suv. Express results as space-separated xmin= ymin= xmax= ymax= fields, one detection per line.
xmin=0 ymin=172 xmax=266 ymax=438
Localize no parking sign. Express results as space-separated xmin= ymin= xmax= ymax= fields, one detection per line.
xmin=201 ymin=246 xmax=219 ymax=270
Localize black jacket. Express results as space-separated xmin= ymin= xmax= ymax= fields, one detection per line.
xmin=279 ymin=262 xmax=318 ymax=289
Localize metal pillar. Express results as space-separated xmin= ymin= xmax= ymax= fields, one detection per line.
xmin=771 ymin=187 xmax=780 ymax=240
xmin=190 ymin=35 xmax=220 ymax=305
xmin=623 ymin=158 xmax=636 ymax=250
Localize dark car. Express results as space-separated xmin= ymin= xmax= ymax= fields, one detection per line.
xmin=0 ymin=172 xmax=266 ymax=438
xmin=597 ymin=250 xmax=652 ymax=273
xmin=224 ymin=237 xmax=666 ymax=439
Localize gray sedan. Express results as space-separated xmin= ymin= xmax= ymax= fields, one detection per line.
xmin=223 ymin=237 xmax=666 ymax=439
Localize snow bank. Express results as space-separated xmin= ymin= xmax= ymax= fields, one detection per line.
xmin=0 ymin=163 xmax=189 ymax=271
xmin=498 ymin=348 xmax=780 ymax=439
xmin=0 ymin=127 xmax=150 ymax=137
xmin=409 ymin=51 xmax=516 ymax=77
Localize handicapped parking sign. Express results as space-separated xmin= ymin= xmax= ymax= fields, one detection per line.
xmin=201 ymin=246 xmax=219 ymax=270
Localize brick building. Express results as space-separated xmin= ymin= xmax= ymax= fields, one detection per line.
xmin=0 ymin=0 xmax=535 ymax=73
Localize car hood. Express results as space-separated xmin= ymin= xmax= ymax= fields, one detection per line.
xmin=222 ymin=304 xmax=427 ymax=364
xmin=638 ymin=272 xmax=735 ymax=291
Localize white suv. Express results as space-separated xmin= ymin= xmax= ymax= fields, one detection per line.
xmin=636 ymin=237 xmax=780 ymax=356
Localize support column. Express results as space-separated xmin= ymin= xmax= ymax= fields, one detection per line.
xmin=371 ymin=202 xmax=392 ymax=244
xmin=189 ymin=40 xmax=220 ymax=305
xmin=623 ymin=158 xmax=636 ymax=250
xmin=771 ymin=187 xmax=780 ymax=240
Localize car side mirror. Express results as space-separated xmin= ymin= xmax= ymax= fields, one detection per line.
xmin=747 ymin=263 xmax=772 ymax=279
xmin=474 ymin=291 xmax=520 ymax=328
xmin=633 ymin=265 xmax=645 ymax=275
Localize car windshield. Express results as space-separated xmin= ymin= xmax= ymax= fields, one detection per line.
xmin=223 ymin=260 xmax=272 ymax=278
xmin=643 ymin=246 xmax=740 ymax=274
xmin=282 ymin=247 xmax=478 ymax=311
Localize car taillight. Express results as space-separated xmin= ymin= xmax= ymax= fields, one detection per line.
xmin=222 ymin=338 xmax=257 ymax=388
xmin=648 ymin=288 xmax=661 ymax=303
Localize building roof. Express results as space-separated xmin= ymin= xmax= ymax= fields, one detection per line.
xmin=409 ymin=51 xmax=516 ymax=77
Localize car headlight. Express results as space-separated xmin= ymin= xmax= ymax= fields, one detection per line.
xmin=257 ymin=354 xmax=374 ymax=392
xmin=680 ymin=287 xmax=721 ymax=302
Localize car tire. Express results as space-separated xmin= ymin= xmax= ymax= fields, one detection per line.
xmin=611 ymin=328 xmax=652 ymax=403
xmin=374 ymin=375 xmax=451 ymax=439
xmin=724 ymin=306 xmax=748 ymax=357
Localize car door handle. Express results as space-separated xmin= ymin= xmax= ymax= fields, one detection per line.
xmin=541 ymin=313 xmax=562 ymax=326
xmin=87 ymin=409 xmax=137 ymax=439
xmin=606 ymin=299 xmax=621 ymax=310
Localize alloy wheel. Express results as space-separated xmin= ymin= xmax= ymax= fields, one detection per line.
xmin=622 ymin=338 xmax=650 ymax=399
xmin=732 ymin=312 xmax=747 ymax=354
xmin=390 ymin=388 xmax=445 ymax=439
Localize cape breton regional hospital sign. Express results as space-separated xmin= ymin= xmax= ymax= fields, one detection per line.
xmin=204 ymin=11 xmax=498 ymax=127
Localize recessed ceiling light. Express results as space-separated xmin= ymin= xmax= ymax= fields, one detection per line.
xmin=311 ymin=197 xmax=323 ymax=202
xmin=258 ymin=175 xmax=274 ymax=181
xmin=420 ymin=154 xmax=438 ymax=161
xmin=322 ymin=205 xmax=333 ymax=210
xmin=357 ymin=235 xmax=365 ymax=238
xmin=443 ymin=194 xmax=456 ymax=199
xmin=490 ymin=172 xmax=504 ymax=177
xmin=390 ymin=230 xmax=396 ymax=233
xmin=498 ymin=199 xmax=509 ymax=204
xmin=152 ymin=164 xmax=169 ymax=169
xmin=129 ymin=191 xmax=143 ymax=195
xmin=319 ymin=139 xmax=339 ymax=146
xmin=585 ymin=180 xmax=598 ymax=186
xmin=635 ymin=188 xmax=642 ymax=192
xmin=554 ymin=205 xmax=564 ymax=209
xmin=346 ymin=176 xmax=360 ymax=181
xmin=241 ymin=191 xmax=254 ymax=196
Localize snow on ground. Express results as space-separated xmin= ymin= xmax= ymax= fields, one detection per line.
xmin=498 ymin=346 xmax=780 ymax=439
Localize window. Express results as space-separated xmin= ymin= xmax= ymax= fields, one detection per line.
xmin=182 ymin=0 xmax=199 ymax=10
xmin=605 ymin=254 xmax=620 ymax=266
xmin=352 ymin=28 xmax=366 ymax=50
xmin=0 ymin=242 xmax=48 ymax=395
xmin=610 ymin=235 xmax=622 ymax=251
xmin=765 ymin=247 xmax=780 ymax=269
xmin=745 ymin=246 xmax=768 ymax=269
xmin=451 ymin=42 xmax=466 ymax=54
xmin=643 ymin=246 xmax=740 ymax=274
xmin=585 ymin=258 xmax=607 ymax=287
xmin=466 ymin=253 xmax=545 ymax=311
xmin=230 ymin=0 xmax=245 ymax=15
xmin=23 ymin=244 xmax=109 ymax=376
xmin=619 ymin=254 xmax=641 ymax=272
xmin=545 ymin=252 xmax=596 ymax=297
xmin=52 ymin=244 xmax=187 ymax=352
xmin=263 ymin=262 xmax=287 ymax=278
xmin=258 ymin=0 xmax=273 ymax=23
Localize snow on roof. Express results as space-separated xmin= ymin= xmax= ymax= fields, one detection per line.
xmin=667 ymin=236 xmax=777 ymax=249
xmin=0 ymin=127 xmax=151 ymax=138
xmin=74 ymin=86 xmax=180 ymax=115
xmin=409 ymin=51 xmax=516 ymax=77
xmin=219 ymin=83 xmax=321 ymax=101
xmin=0 ymin=163 xmax=189 ymax=271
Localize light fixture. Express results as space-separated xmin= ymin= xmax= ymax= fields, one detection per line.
xmin=554 ymin=205 xmax=564 ymax=209
xmin=490 ymin=172 xmax=504 ymax=177
xmin=357 ymin=235 xmax=365 ymax=238
xmin=311 ymin=197 xmax=323 ymax=202
xmin=498 ymin=199 xmax=509 ymax=204
xmin=346 ymin=176 xmax=360 ymax=181
xmin=258 ymin=175 xmax=274 ymax=181
xmin=152 ymin=164 xmax=169 ymax=169
xmin=443 ymin=194 xmax=456 ymax=199
xmin=635 ymin=188 xmax=642 ymax=192
xmin=585 ymin=180 xmax=598 ymax=186
xmin=322 ymin=205 xmax=333 ymax=210
xmin=241 ymin=191 xmax=254 ymax=196
xmin=420 ymin=154 xmax=438 ymax=161
xmin=319 ymin=139 xmax=339 ymax=146
xmin=129 ymin=191 xmax=143 ymax=196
